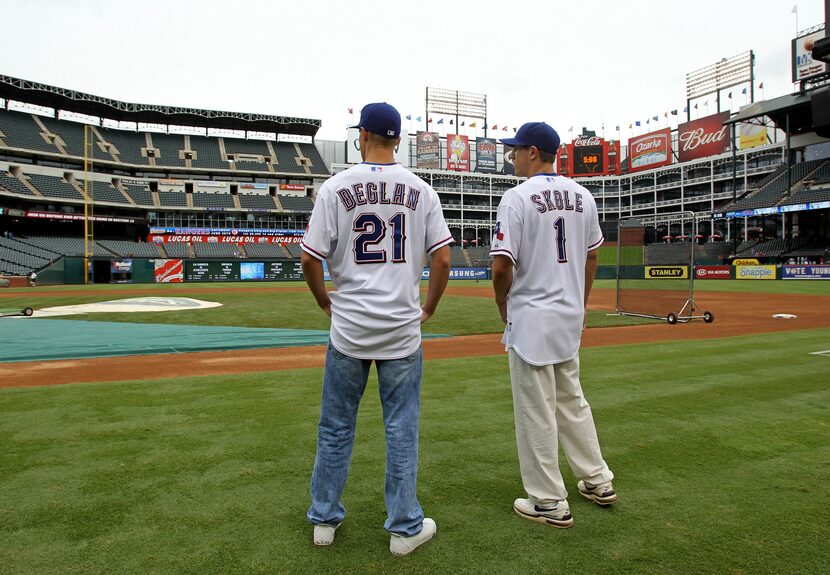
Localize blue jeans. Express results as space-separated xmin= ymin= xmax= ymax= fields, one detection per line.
xmin=307 ymin=342 xmax=424 ymax=536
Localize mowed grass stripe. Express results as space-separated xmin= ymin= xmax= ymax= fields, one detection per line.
xmin=1 ymin=328 xmax=828 ymax=574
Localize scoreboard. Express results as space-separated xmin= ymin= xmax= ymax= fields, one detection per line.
xmin=185 ymin=260 xmax=304 ymax=281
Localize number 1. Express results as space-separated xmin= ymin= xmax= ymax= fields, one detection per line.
xmin=554 ymin=217 xmax=567 ymax=263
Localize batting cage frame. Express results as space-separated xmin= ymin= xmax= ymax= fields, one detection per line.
xmin=615 ymin=211 xmax=713 ymax=325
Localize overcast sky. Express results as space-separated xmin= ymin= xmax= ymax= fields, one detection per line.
xmin=0 ymin=0 xmax=825 ymax=142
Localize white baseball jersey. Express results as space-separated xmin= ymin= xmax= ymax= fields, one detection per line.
xmin=490 ymin=173 xmax=603 ymax=365
xmin=302 ymin=162 xmax=453 ymax=360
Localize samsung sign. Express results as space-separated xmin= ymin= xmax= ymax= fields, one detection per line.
xmin=421 ymin=267 xmax=489 ymax=280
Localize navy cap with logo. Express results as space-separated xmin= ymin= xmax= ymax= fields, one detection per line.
xmin=499 ymin=122 xmax=560 ymax=154
xmin=351 ymin=102 xmax=401 ymax=139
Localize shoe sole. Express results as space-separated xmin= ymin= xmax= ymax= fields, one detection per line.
xmin=578 ymin=489 xmax=618 ymax=506
xmin=390 ymin=530 xmax=435 ymax=556
xmin=513 ymin=505 xmax=574 ymax=528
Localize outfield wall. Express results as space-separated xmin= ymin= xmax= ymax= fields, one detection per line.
xmin=30 ymin=258 xmax=830 ymax=285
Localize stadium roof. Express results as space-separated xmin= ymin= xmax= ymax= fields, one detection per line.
xmin=0 ymin=75 xmax=321 ymax=137
xmin=725 ymin=92 xmax=814 ymax=135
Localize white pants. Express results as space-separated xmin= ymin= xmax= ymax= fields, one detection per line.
xmin=509 ymin=349 xmax=613 ymax=504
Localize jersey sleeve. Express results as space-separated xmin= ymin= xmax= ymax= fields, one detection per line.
xmin=586 ymin=195 xmax=604 ymax=252
xmin=424 ymin=186 xmax=453 ymax=254
xmin=489 ymin=196 xmax=521 ymax=265
xmin=301 ymin=187 xmax=336 ymax=260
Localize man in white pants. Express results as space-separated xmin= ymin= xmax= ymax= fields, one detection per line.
xmin=490 ymin=122 xmax=616 ymax=528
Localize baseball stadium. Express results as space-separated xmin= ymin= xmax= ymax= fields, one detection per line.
xmin=2 ymin=6 xmax=830 ymax=574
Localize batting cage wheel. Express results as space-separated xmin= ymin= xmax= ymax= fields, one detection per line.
xmin=703 ymin=311 xmax=714 ymax=323
xmin=667 ymin=313 xmax=678 ymax=325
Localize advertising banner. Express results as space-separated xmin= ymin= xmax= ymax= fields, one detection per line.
xmin=149 ymin=234 xmax=303 ymax=244
xmin=781 ymin=264 xmax=830 ymax=279
xmin=694 ymin=265 xmax=732 ymax=279
xmin=149 ymin=227 xmax=304 ymax=236
xmin=446 ymin=134 xmax=470 ymax=171
xmin=677 ymin=112 xmax=730 ymax=162
xmin=25 ymin=211 xmax=139 ymax=224
xmin=557 ymin=144 xmax=570 ymax=175
xmin=154 ymin=259 xmax=183 ymax=283
xmin=279 ymin=183 xmax=305 ymax=191
xmin=421 ymin=267 xmax=489 ymax=280
xmin=739 ymin=123 xmax=768 ymax=149
xmin=110 ymin=259 xmax=133 ymax=274
xmin=571 ymin=137 xmax=604 ymax=175
xmin=792 ymin=30 xmax=829 ymax=82
xmin=732 ymin=258 xmax=760 ymax=266
xmin=645 ymin=266 xmax=689 ymax=279
xmin=628 ymin=129 xmax=672 ymax=172
xmin=475 ymin=138 xmax=497 ymax=172
xmin=416 ymin=131 xmax=440 ymax=169
xmin=735 ymin=265 xmax=776 ymax=280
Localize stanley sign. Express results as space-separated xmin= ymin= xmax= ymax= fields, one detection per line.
xmin=645 ymin=266 xmax=689 ymax=279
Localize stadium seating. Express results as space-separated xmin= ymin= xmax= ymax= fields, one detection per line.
xmin=151 ymin=133 xmax=187 ymax=167
xmin=238 ymin=194 xmax=277 ymax=209
xmin=284 ymin=243 xmax=303 ymax=258
xmin=465 ymin=246 xmax=491 ymax=263
xmin=100 ymin=128 xmax=149 ymax=165
xmin=298 ymin=143 xmax=327 ymax=172
xmin=124 ymin=184 xmax=154 ymax=206
xmin=162 ymin=243 xmax=190 ymax=258
xmin=278 ymin=195 xmax=313 ymax=211
xmin=96 ymin=240 xmax=161 ymax=258
xmin=77 ymin=180 xmax=129 ymax=204
xmin=192 ymin=242 xmax=240 ymax=258
xmin=192 ymin=191 xmax=235 ymax=209
xmin=21 ymin=236 xmax=112 ymax=256
xmin=644 ymin=244 xmax=692 ymax=265
xmin=450 ymin=246 xmax=469 ymax=266
xmin=723 ymin=160 xmax=827 ymax=212
xmin=272 ymin=142 xmax=306 ymax=174
xmin=224 ymin=138 xmax=270 ymax=156
xmin=0 ymin=236 xmax=56 ymax=273
xmin=0 ymin=109 xmax=59 ymax=154
xmin=189 ymin=137 xmax=227 ymax=170
xmin=27 ymin=174 xmax=84 ymax=200
xmin=157 ymin=191 xmax=188 ymax=207
xmin=243 ymin=243 xmax=292 ymax=258
xmin=0 ymin=172 xmax=36 ymax=196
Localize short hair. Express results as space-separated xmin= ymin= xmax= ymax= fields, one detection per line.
xmin=538 ymin=149 xmax=556 ymax=164
xmin=367 ymin=132 xmax=399 ymax=149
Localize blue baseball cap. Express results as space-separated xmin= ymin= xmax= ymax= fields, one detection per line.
xmin=351 ymin=102 xmax=401 ymax=139
xmin=499 ymin=122 xmax=560 ymax=154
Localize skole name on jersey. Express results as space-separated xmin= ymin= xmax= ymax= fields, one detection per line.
xmin=336 ymin=182 xmax=421 ymax=212
xmin=530 ymin=189 xmax=584 ymax=213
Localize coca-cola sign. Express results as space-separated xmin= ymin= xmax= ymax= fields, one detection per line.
xmin=677 ymin=112 xmax=731 ymax=162
xmin=574 ymin=136 xmax=602 ymax=147
xmin=628 ymin=128 xmax=671 ymax=173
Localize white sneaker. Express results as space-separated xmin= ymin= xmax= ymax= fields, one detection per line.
xmin=577 ymin=480 xmax=618 ymax=506
xmin=313 ymin=522 xmax=340 ymax=546
xmin=513 ymin=498 xmax=574 ymax=528
xmin=389 ymin=518 xmax=437 ymax=556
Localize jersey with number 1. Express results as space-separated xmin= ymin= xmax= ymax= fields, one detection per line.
xmin=302 ymin=162 xmax=453 ymax=360
xmin=489 ymin=173 xmax=603 ymax=365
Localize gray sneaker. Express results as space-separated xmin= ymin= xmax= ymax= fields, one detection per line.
xmin=390 ymin=518 xmax=436 ymax=556
xmin=577 ymin=480 xmax=617 ymax=506
xmin=513 ymin=498 xmax=574 ymax=528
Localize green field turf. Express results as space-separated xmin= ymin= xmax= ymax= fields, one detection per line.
xmin=1 ymin=280 xmax=828 ymax=573
xmin=1 ymin=327 xmax=828 ymax=574
xmin=0 ymin=281 xmax=658 ymax=332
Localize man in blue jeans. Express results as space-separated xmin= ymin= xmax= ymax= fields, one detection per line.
xmin=301 ymin=102 xmax=452 ymax=556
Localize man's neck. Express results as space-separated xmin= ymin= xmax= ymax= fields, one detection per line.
xmin=527 ymin=162 xmax=555 ymax=177
xmin=363 ymin=150 xmax=396 ymax=164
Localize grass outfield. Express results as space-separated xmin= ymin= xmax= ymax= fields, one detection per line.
xmin=0 ymin=280 xmax=658 ymax=332
xmin=2 ymin=328 xmax=829 ymax=574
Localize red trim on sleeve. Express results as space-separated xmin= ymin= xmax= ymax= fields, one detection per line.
xmin=489 ymin=248 xmax=516 ymax=264
xmin=300 ymin=242 xmax=327 ymax=260
xmin=427 ymin=235 xmax=454 ymax=254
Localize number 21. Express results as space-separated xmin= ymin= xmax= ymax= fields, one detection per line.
xmin=353 ymin=212 xmax=407 ymax=264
